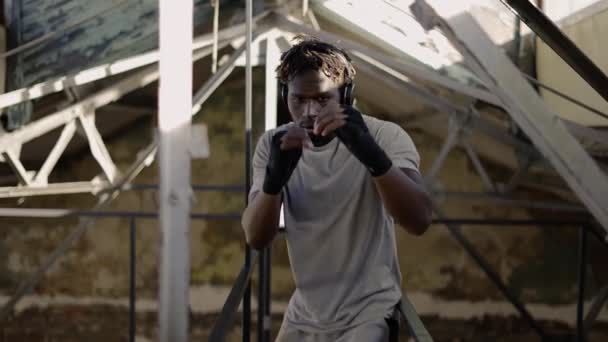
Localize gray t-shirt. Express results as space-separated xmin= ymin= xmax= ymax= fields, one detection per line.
xmin=249 ymin=115 xmax=421 ymax=333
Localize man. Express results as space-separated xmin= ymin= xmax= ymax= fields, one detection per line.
xmin=241 ymin=36 xmax=432 ymax=341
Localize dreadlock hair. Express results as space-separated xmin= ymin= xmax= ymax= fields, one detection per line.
xmin=275 ymin=35 xmax=356 ymax=85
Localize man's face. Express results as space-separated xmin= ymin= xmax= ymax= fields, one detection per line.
xmin=286 ymin=69 xmax=342 ymax=145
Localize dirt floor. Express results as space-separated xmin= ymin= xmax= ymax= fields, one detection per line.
xmin=1 ymin=305 xmax=607 ymax=341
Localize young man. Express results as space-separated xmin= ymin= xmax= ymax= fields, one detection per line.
xmin=241 ymin=36 xmax=432 ymax=342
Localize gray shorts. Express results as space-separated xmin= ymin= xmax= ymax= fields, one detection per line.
xmin=275 ymin=318 xmax=389 ymax=342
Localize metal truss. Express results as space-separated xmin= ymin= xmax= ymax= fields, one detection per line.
xmin=0 ymin=141 xmax=158 ymax=321
xmin=411 ymin=0 xmax=608 ymax=235
xmin=0 ymin=11 xmax=273 ymax=199
xmin=276 ymin=15 xmax=608 ymax=150
xmin=0 ymin=14 xmax=300 ymax=342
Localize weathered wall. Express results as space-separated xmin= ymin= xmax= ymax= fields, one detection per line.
xmin=537 ymin=0 xmax=608 ymax=126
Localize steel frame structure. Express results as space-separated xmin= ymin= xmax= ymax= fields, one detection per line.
xmin=411 ymin=0 xmax=608 ymax=236
xmin=1 ymin=0 xmax=608 ymax=341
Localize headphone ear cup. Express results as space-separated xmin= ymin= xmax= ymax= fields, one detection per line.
xmin=343 ymin=83 xmax=354 ymax=106
xmin=281 ymin=83 xmax=288 ymax=105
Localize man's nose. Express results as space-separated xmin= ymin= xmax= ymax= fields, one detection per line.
xmin=303 ymin=100 xmax=320 ymax=118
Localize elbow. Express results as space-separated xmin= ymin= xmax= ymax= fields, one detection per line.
xmin=245 ymin=233 xmax=271 ymax=250
xmin=243 ymin=223 xmax=273 ymax=250
xmin=397 ymin=204 xmax=432 ymax=236
xmin=399 ymin=216 xmax=430 ymax=236
xmin=412 ymin=211 xmax=432 ymax=236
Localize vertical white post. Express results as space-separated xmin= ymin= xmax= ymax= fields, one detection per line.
xmin=265 ymin=34 xmax=279 ymax=131
xmin=212 ymin=0 xmax=220 ymax=74
xmin=265 ymin=34 xmax=285 ymax=229
xmin=158 ymin=0 xmax=193 ymax=341
xmin=243 ymin=0 xmax=254 ymax=340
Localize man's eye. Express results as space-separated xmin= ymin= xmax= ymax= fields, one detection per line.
xmin=318 ymin=97 xmax=329 ymax=102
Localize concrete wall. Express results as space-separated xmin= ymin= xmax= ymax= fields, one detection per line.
xmin=537 ymin=0 xmax=608 ymax=126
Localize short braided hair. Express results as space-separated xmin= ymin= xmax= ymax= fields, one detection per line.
xmin=275 ymin=35 xmax=356 ymax=85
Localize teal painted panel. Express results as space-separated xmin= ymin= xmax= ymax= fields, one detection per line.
xmin=4 ymin=0 xmax=243 ymax=129
xmin=15 ymin=0 xmax=222 ymax=86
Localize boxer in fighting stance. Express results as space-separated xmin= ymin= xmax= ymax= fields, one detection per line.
xmin=241 ymin=35 xmax=432 ymax=341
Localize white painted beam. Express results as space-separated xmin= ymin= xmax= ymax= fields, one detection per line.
xmin=1 ymin=150 xmax=32 ymax=186
xmin=0 ymin=180 xmax=108 ymax=198
xmin=33 ymin=121 xmax=77 ymax=185
xmin=157 ymin=0 xmax=193 ymax=340
xmin=78 ymin=113 xmax=119 ymax=183
xmin=0 ymin=14 xmax=270 ymax=111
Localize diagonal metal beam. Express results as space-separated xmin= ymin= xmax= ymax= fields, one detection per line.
xmin=78 ymin=113 xmax=119 ymax=183
xmin=0 ymin=142 xmax=157 ymax=321
xmin=0 ymin=11 xmax=271 ymax=111
xmin=0 ymin=8 xmax=251 ymax=314
xmin=350 ymin=51 xmax=543 ymax=163
xmin=501 ymin=154 xmax=536 ymax=194
xmin=276 ymin=14 xmax=608 ymax=148
xmin=584 ymin=286 xmax=608 ymax=332
xmin=33 ymin=121 xmax=77 ymax=185
xmin=192 ymin=44 xmax=246 ymax=115
xmin=0 ymin=34 xmax=240 ymax=198
xmin=0 ymin=35 xmax=246 ymax=153
xmin=463 ymin=141 xmax=495 ymax=192
xmin=275 ymin=14 xmax=500 ymax=106
xmin=1 ymin=150 xmax=32 ymax=186
xmin=432 ymin=203 xmax=548 ymax=340
xmin=399 ymin=293 xmax=434 ymax=342
xmin=0 ymin=181 xmax=109 ymax=198
xmin=0 ymin=65 xmax=159 ymax=153
xmin=411 ymin=0 xmax=608 ymax=234
xmin=426 ymin=120 xmax=461 ymax=184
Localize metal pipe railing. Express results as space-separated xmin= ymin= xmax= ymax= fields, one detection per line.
xmin=208 ymin=249 xmax=259 ymax=342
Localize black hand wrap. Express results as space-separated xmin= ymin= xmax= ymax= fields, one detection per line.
xmin=263 ymin=131 xmax=302 ymax=195
xmin=335 ymin=106 xmax=393 ymax=177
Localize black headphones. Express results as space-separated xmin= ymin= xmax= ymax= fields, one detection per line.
xmin=280 ymin=81 xmax=355 ymax=106
xmin=279 ymin=47 xmax=356 ymax=106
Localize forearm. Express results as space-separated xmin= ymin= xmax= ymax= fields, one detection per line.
xmin=373 ymin=166 xmax=432 ymax=235
xmin=241 ymin=192 xmax=282 ymax=249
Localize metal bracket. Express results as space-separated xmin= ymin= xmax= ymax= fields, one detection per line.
xmin=190 ymin=124 xmax=210 ymax=160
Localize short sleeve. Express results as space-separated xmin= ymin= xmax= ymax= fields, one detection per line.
xmin=375 ymin=121 xmax=420 ymax=172
xmin=248 ymin=130 xmax=272 ymax=203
